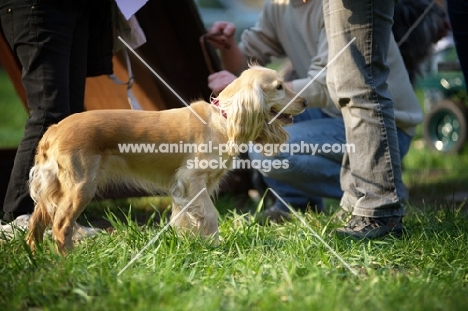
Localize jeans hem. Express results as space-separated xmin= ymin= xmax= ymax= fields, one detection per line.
xmin=351 ymin=205 xmax=404 ymax=218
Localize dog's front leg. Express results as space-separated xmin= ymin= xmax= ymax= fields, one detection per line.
xmin=170 ymin=181 xmax=219 ymax=244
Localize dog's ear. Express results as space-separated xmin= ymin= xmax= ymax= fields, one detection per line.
xmin=221 ymin=84 xmax=266 ymax=154
xmin=254 ymin=119 xmax=289 ymax=150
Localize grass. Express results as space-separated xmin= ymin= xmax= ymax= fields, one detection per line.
xmin=0 ymin=68 xmax=27 ymax=148
xmin=1 ymin=205 xmax=468 ymax=310
xmin=1 ymin=66 xmax=468 ymax=310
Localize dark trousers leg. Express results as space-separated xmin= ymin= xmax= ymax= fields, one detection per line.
xmin=446 ymin=0 xmax=468 ymax=88
xmin=0 ymin=0 xmax=89 ymax=221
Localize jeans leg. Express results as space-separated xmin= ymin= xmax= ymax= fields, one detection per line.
xmin=262 ymin=176 xmax=324 ymax=212
xmin=249 ymin=105 xmax=412 ymax=213
xmin=324 ymin=0 xmax=405 ymax=217
xmin=249 ymin=108 xmax=345 ymax=200
xmin=0 ymin=0 xmax=88 ymax=220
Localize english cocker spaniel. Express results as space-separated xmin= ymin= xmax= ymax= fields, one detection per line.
xmin=26 ymin=66 xmax=307 ymax=253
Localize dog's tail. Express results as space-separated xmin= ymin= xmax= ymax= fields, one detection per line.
xmin=26 ymin=126 xmax=59 ymax=249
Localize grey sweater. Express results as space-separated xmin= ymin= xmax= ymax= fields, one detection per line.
xmin=239 ymin=0 xmax=423 ymax=136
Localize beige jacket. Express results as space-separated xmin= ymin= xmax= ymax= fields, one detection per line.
xmin=238 ymin=0 xmax=423 ymax=135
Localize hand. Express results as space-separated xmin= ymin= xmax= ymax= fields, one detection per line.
xmin=205 ymin=21 xmax=236 ymax=50
xmin=208 ymin=70 xmax=237 ymax=95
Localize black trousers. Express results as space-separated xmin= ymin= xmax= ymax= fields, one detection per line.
xmin=447 ymin=0 xmax=468 ymax=89
xmin=0 ymin=0 xmax=90 ymax=221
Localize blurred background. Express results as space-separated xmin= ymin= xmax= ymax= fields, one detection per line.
xmin=1 ymin=0 xmax=467 ymax=214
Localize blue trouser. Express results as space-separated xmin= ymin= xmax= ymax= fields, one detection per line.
xmin=324 ymin=0 xmax=405 ymax=217
xmin=249 ymin=108 xmax=411 ymax=213
xmin=0 ymin=0 xmax=90 ymax=220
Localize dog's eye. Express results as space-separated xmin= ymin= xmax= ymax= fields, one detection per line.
xmin=276 ymin=83 xmax=283 ymax=90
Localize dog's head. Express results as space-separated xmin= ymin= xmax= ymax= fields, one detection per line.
xmin=393 ymin=0 xmax=450 ymax=84
xmin=216 ymin=66 xmax=307 ymax=154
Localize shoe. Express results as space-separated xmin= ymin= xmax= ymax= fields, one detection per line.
xmin=256 ymin=205 xmax=291 ymax=225
xmin=71 ymin=223 xmax=102 ymax=241
xmin=0 ymin=214 xmax=31 ymax=240
xmin=335 ymin=215 xmax=405 ymax=239
xmin=0 ymin=214 xmax=102 ymax=242
xmin=330 ymin=209 xmax=352 ymax=224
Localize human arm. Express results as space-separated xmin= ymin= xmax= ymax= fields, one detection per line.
xmin=287 ymin=26 xmax=335 ymax=109
xmin=205 ymin=21 xmax=244 ymax=74
xmin=207 ymin=0 xmax=285 ymax=75
xmin=207 ymin=70 xmax=237 ymax=95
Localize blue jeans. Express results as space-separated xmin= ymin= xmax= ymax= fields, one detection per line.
xmin=323 ymin=0 xmax=405 ymax=217
xmin=249 ymin=108 xmax=411 ymax=213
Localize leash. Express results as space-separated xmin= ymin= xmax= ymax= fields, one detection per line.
xmin=200 ymin=32 xmax=230 ymax=117
xmin=107 ymin=46 xmax=142 ymax=110
xmin=199 ymin=32 xmax=231 ymax=74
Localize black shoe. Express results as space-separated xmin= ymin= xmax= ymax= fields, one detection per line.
xmin=336 ymin=215 xmax=405 ymax=239
xmin=255 ymin=205 xmax=291 ymax=225
xmin=255 ymin=198 xmax=325 ymax=225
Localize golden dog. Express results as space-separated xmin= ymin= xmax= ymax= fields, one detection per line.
xmin=26 ymin=66 xmax=307 ymax=253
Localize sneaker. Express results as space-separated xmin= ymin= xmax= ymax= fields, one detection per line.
xmin=0 ymin=214 xmax=31 ymax=240
xmin=71 ymin=223 xmax=102 ymax=241
xmin=0 ymin=214 xmax=102 ymax=242
xmin=255 ymin=205 xmax=291 ymax=225
xmin=330 ymin=209 xmax=352 ymax=224
xmin=335 ymin=215 xmax=405 ymax=239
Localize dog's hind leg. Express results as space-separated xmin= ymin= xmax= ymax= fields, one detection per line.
xmin=52 ymin=203 xmax=75 ymax=254
xmin=26 ymin=202 xmax=52 ymax=252
xmin=51 ymin=155 xmax=101 ymax=253
xmin=27 ymin=147 xmax=59 ymax=251
xmin=52 ymin=182 xmax=97 ymax=254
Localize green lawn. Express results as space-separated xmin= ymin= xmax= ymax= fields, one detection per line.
xmin=0 ymin=68 xmax=27 ymax=148
xmin=2 ymin=206 xmax=468 ymax=310
xmin=1 ymin=66 xmax=468 ymax=310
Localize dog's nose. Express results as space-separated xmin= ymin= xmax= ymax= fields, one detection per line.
xmin=302 ymin=99 xmax=308 ymax=107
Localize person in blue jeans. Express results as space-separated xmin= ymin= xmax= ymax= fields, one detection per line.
xmin=0 ymin=0 xmax=112 ymax=239
xmin=323 ymin=0 xmax=408 ymax=238
xmin=206 ymin=0 xmax=422 ymax=238
xmin=249 ymin=106 xmax=412 ymax=224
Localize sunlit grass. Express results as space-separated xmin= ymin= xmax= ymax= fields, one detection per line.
xmin=0 ymin=68 xmax=27 ymax=148
xmin=1 ymin=204 xmax=467 ymax=310
xmin=1 ymin=64 xmax=467 ymax=311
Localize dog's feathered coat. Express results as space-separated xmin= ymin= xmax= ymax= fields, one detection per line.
xmin=26 ymin=66 xmax=307 ymax=253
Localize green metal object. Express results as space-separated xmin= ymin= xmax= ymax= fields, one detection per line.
xmin=417 ymin=45 xmax=467 ymax=153
xmin=423 ymin=99 xmax=467 ymax=153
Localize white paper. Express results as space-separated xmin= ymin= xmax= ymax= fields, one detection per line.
xmin=115 ymin=0 xmax=148 ymax=20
